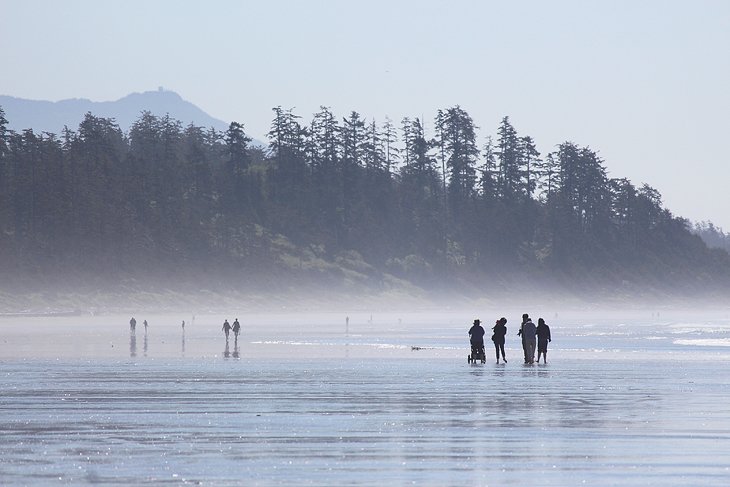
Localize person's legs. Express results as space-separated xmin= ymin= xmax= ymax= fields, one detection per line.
xmin=499 ymin=343 xmax=506 ymax=362
xmin=494 ymin=342 xmax=500 ymax=362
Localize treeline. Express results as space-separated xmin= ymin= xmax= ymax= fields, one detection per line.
xmin=693 ymin=222 xmax=730 ymax=253
xmin=1 ymin=105 xmax=728 ymax=293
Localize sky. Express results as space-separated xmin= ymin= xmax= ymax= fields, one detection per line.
xmin=2 ymin=0 xmax=729 ymax=229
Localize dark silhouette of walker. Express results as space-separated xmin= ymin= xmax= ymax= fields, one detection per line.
xmin=232 ymin=318 xmax=241 ymax=340
xmin=491 ymin=317 xmax=508 ymax=364
xmin=468 ymin=319 xmax=486 ymax=364
xmin=222 ymin=319 xmax=231 ymax=340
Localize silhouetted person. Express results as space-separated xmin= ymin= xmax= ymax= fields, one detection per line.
xmin=517 ymin=313 xmax=529 ymax=363
xmin=232 ymin=318 xmax=241 ymax=339
xmin=536 ymin=318 xmax=552 ymax=364
xmin=129 ymin=317 xmax=137 ymax=333
xmin=143 ymin=319 xmax=148 ymax=332
xmin=469 ymin=319 xmax=485 ymax=359
xmin=222 ymin=319 xmax=231 ymax=340
xmin=522 ymin=317 xmax=537 ymax=364
xmin=491 ymin=317 xmax=507 ymax=364
xmin=181 ymin=320 xmax=185 ymax=330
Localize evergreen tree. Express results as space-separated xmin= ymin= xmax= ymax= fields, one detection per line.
xmin=495 ymin=116 xmax=521 ymax=202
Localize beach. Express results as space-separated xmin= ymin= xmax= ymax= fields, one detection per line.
xmin=1 ymin=310 xmax=730 ymax=485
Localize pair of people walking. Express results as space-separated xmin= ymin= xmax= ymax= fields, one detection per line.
xmin=518 ymin=314 xmax=551 ymax=364
xmin=222 ymin=318 xmax=241 ymax=340
xmin=468 ymin=318 xmax=508 ymax=364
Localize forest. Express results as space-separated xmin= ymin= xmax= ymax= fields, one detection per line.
xmin=1 ymin=105 xmax=729 ymax=301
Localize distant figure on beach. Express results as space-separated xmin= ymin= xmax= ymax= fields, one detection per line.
xmin=536 ymin=318 xmax=552 ymax=364
xmin=492 ymin=317 xmax=508 ymax=364
xmin=232 ymin=318 xmax=241 ymax=339
xmin=129 ymin=317 xmax=137 ymax=333
xmin=222 ymin=319 xmax=231 ymax=340
xmin=181 ymin=320 xmax=185 ymax=330
xmin=469 ymin=319 xmax=485 ymax=349
xmin=521 ymin=316 xmax=537 ymax=364
xmin=517 ymin=313 xmax=529 ymax=363
xmin=143 ymin=320 xmax=148 ymax=332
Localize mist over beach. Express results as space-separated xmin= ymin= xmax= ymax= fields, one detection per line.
xmin=2 ymin=1 xmax=730 ymax=485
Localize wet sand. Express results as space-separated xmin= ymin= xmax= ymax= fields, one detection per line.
xmin=1 ymin=311 xmax=730 ymax=485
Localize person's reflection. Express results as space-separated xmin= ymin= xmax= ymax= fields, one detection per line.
xmin=345 ymin=324 xmax=350 ymax=359
xmin=143 ymin=331 xmax=148 ymax=357
xmin=232 ymin=340 xmax=240 ymax=359
xmin=130 ymin=331 xmax=137 ymax=357
xmin=223 ymin=340 xmax=230 ymax=358
xmin=181 ymin=329 xmax=186 ymax=357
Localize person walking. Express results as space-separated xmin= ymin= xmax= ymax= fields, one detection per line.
xmin=491 ymin=317 xmax=508 ymax=364
xmin=222 ymin=319 xmax=231 ymax=340
xmin=232 ymin=318 xmax=241 ymax=339
xmin=522 ymin=316 xmax=537 ymax=364
xmin=536 ymin=318 xmax=552 ymax=364
xmin=143 ymin=319 xmax=148 ymax=332
xmin=129 ymin=317 xmax=137 ymax=333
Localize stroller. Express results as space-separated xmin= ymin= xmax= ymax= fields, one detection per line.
xmin=468 ymin=342 xmax=486 ymax=364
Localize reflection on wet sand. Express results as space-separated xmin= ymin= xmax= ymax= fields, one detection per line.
xmin=1 ymin=353 xmax=729 ymax=485
xmin=129 ymin=332 xmax=136 ymax=357
xmin=224 ymin=340 xmax=230 ymax=358
xmin=233 ymin=340 xmax=240 ymax=358
xmin=181 ymin=330 xmax=185 ymax=357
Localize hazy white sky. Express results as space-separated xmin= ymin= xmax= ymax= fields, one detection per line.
xmin=2 ymin=0 xmax=729 ymax=228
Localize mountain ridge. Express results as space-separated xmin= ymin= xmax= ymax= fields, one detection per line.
xmin=0 ymin=88 xmax=231 ymax=135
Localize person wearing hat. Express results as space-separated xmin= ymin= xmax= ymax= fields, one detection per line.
xmin=468 ymin=319 xmax=486 ymax=351
xmin=491 ymin=317 xmax=508 ymax=364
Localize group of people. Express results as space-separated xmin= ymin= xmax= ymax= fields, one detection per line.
xmin=129 ymin=317 xmax=149 ymax=333
xmin=222 ymin=318 xmax=241 ymax=341
xmin=469 ymin=313 xmax=552 ymax=364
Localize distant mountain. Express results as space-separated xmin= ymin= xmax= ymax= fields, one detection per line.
xmin=0 ymin=89 xmax=230 ymax=135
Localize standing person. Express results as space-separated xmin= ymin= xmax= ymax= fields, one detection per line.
xmin=129 ymin=317 xmax=137 ymax=333
xmin=517 ymin=313 xmax=529 ymax=363
xmin=522 ymin=316 xmax=537 ymax=364
xmin=143 ymin=320 xmax=148 ymax=332
xmin=491 ymin=317 xmax=508 ymax=364
xmin=222 ymin=319 xmax=231 ymax=340
xmin=181 ymin=320 xmax=185 ymax=330
xmin=232 ymin=318 xmax=241 ymax=339
xmin=536 ymin=318 xmax=552 ymax=364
